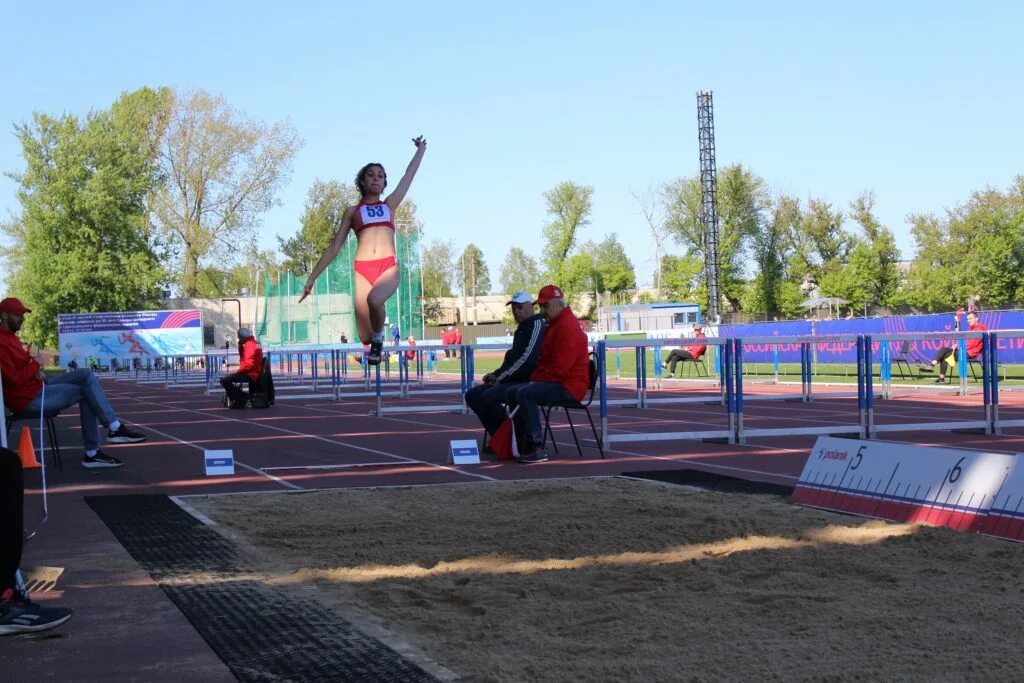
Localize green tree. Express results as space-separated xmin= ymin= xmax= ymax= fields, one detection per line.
xmin=279 ymin=180 xmax=360 ymax=275
xmin=541 ymin=182 xmax=593 ymax=281
xmin=455 ymin=244 xmax=491 ymax=297
xmin=422 ymin=239 xmax=455 ymax=299
xmin=662 ymin=164 xmax=770 ymax=312
xmin=659 ymin=254 xmax=705 ymax=302
xmin=846 ymin=192 xmax=901 ymax=307
xmin=594 ymin=234 xmax=636 ymax=294
xmin=499 ymin=246 xmax=542 ymax=295
xmin=1 ymin=88 xmax=171 ymax=347
xmin=151 ymin=89 xmax=302 ymax=296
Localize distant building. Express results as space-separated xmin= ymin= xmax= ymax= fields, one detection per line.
xmin=596 ymin=303 xmax=702 ymax=333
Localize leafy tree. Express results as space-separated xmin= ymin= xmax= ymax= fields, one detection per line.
xmin=845 ymin=192 xmax=901 ymax=307
xmin=1 ymin=88 xmax=170 ymax=347
xmin=541 ymin=182 xmax=593 ymax=281
xmin=421 ymin=239 xmax=455 ymax=299
xmin=279 ymin=180 xmax=359 ymax=275
xmin=662 ymin=164 xmax=770 ymax=312
xmin=499 ymin=247 xmax=542 ymax=295
xmin=659 ymin=254 xmax=705 ymax=302
xmin=455 ymin=243 xmax=491 ymax=297
xmin=593 ymin=234 xmax=636 ymax=293
xmin=151 ymin=89 xmax=302 ymax=296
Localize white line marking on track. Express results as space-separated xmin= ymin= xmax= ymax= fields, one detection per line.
xmin=109 ymin=391 xmax=495 ymax=483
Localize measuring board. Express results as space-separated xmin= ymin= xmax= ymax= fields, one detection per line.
xmin=978 ymin=461 xmax=1024 ymax=542
xmin=794 ymin=437 xmax=1015 ymax=531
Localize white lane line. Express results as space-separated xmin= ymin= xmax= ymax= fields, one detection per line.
xmin=109 ymin=391 xmax=495 ymax=483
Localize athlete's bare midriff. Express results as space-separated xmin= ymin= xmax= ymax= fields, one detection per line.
xmin=354 ymin=226 xmax=397 ymax=260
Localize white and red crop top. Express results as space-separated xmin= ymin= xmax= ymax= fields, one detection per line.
xmin=353 ymin=201 xmax=395 ymax=234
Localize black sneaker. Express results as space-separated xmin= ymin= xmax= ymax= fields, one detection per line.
xmin=514 ymin=450 xmax=549 ymax=464
xmin=82 ymin=451 xmax=124 ymax=469
xmin=934 ymin=377 xmax=946 ymax=384
xmin=918 ymin=364 xmax=933 ymax=373
xmin=107 ymin=424 xmax=147 ymax=444
xmin=0 ymin=589 xmax=73 ymax=636
xmin=367 ymin=340 xmax=384 ymax=365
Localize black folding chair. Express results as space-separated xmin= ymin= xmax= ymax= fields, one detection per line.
xmin=223 ymin=358 xmax=275 ymax=409
xmin=539 ymin=352 xmax=605 ymax=459
xmin=4 ymin=410 xmax=64 ymax=471
xmin=891 ymin=340 xmax=915 ymax=380
xmin=682 ymin=357 xmax=708 ymax=377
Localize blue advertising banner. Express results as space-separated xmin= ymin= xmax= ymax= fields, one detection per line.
xmin=721 ymin=311 xmax=1024 ymax=363
xmin=58 ymin=310 xmax=204 ymax=363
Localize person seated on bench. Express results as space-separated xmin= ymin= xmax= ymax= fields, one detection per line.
xmin=0 ymin=446 xmax=74 ymax=635
xmin=664 ymin=324 xmax=707 ymax=378
xmin=219 ymin=328 xmax=263 ymax=409
xmin=0 ymin=298 xmax=147 ymax=469
xmin=919 ymin=310 xmax=987 ymax=383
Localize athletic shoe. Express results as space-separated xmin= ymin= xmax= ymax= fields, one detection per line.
xmin=918 ymin=364 xmax=933 ymax=373
xmin=0 ymin=588 xmax=73 ymax=636
xmin=82 ymin=451 xmax=124 ymax=469
xmin=367 ymin=340 xmax=384 ymax=365
xmin=107 ymin=424 xmax=147 ymax=444
xmin=934 ymin=377 xmax=946 ymax=384
xmin=514 ymin=450 xmax=549 ymax=464
xmin=665 ymin=373 xmax=674 ymax=379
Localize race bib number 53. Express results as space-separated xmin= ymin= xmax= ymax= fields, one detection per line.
xmin=360 ymin=204 xmax=391 ymax=224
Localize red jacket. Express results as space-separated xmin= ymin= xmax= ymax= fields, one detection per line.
xmin=966 ymin=321 xmax=988 ymax=359
xmin=237 ymin=337 xmax=264 ymax=381
xmin=530 ymin=306 xmax=590 ymax=401
xmin=683 ymin=331 xmax=707 ymax=360
xmin=453 ymin=328 xmax=463 ymax=344
xmin=0 ymin=327 xmax=43 ymax=412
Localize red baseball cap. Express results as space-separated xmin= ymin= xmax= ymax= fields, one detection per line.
xmin=534 ymin=284 xmax=564 ymax=305
xmin=0 ymin=298 xmax=31 ymax=315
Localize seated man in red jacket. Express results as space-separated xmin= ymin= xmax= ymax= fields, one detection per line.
xmin=664 ymin=324 xmax=707 ymax=378
xmin=509 ymin=285 xmax=590 ymax=464
xmin=219 ymin=328 xmax=264 ymax=408
xmin=919 ymin=310 xmax=988 ymax=383
xmin=0 ymin=298 xmax=147 ymax=469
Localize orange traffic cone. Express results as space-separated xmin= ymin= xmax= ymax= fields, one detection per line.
xmin=18 ymin=426 xmax=40 ymax=469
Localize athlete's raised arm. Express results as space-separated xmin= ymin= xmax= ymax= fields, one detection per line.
xmin=384 ymin=136 xmax=427 ymax=210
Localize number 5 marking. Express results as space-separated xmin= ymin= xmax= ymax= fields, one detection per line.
xmin=851 ymin=445 xmax=866 ymax=470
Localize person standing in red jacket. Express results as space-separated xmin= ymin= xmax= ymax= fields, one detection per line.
xmin=920 ymin=310 xmax=988 ymax=383
xmin=219 ymin=328 xmax=264 ymax=408
xmin=509 ymin=285 xmax=590 ymax=463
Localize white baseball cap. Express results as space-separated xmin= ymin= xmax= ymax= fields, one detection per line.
xmin=507 ymin=291 xmax=534 ymax=305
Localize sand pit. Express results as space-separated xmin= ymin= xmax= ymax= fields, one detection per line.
xmin=188 ymin=477 xmax=1024 ymax=681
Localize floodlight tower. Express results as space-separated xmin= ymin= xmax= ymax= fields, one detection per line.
xmin=697 ymin=90 xmax=721 ymax=324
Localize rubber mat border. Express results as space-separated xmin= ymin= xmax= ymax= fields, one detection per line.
xmin=86 ymin=494 xmax=437 ymax=683
xmin=621 ymin=469 xmax=794 ymax=497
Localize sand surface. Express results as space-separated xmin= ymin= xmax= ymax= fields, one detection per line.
xmin=189 ymin=477 xmax=1024 ymax=682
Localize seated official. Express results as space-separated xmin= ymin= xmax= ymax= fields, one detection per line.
xmin=220 ymin=328 xmax=264 ymax=408
xmin=465 ymin=291 xmax=546 ymax=439
xmin=509 ymin=285 xmax=589 ymax=464
xmin=919 ymin=310 xmax=988 ymax=383
xmin=0 ymin=298 xmax=147 ymax=469
xmin=664 ymin=324 xmax=707 ymax=377
xmin=0 ymin=447 xmax=74 ymax=634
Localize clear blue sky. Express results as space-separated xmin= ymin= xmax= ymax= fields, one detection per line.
xmin=2 ymin=1 xmax=1022 ymax=298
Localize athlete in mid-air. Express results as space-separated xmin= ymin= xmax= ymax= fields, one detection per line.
xmin=299 ymin=136 xmax=427 ymax=364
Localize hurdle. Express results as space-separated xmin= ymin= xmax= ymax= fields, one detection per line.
xmin=599 ymin=339 xmax=738 ymax=444
xmin=371 ymin=342 xmax=475 ymax=415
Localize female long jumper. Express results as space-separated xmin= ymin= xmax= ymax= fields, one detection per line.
xmin=299 ymin=137 xmax=426 ymax=364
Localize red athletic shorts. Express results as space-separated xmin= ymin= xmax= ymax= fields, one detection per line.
xmin=353 ymin=255 xmax=398 ymax=285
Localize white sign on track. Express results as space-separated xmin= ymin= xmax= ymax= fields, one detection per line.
xmin=204 ymin=449 xmax=235 ymax=476
xmin=794 ymin=437 xmax=1015 ymax=532
xmin=979 ymin=461 xmax=1024 ymax=542
xmin=449 ymin=440 xmax=480 ymax=465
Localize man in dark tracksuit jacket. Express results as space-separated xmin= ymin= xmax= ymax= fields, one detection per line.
xmin=465 ymin=291 xmax=546 ymax=436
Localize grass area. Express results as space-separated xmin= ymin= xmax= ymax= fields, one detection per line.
xmin=435 ymin=352 xmax=1024 ymax=385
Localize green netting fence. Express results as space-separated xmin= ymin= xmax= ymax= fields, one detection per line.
xmin=256 ymin=229 xmax=423 ymax=346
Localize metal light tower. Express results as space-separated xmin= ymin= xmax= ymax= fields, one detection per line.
xmin=697 ymin=90 xmax=721 ymax=323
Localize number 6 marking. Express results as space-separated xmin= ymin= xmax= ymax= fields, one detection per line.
xmin=948 ymin=456 xmax=964 ymax=484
